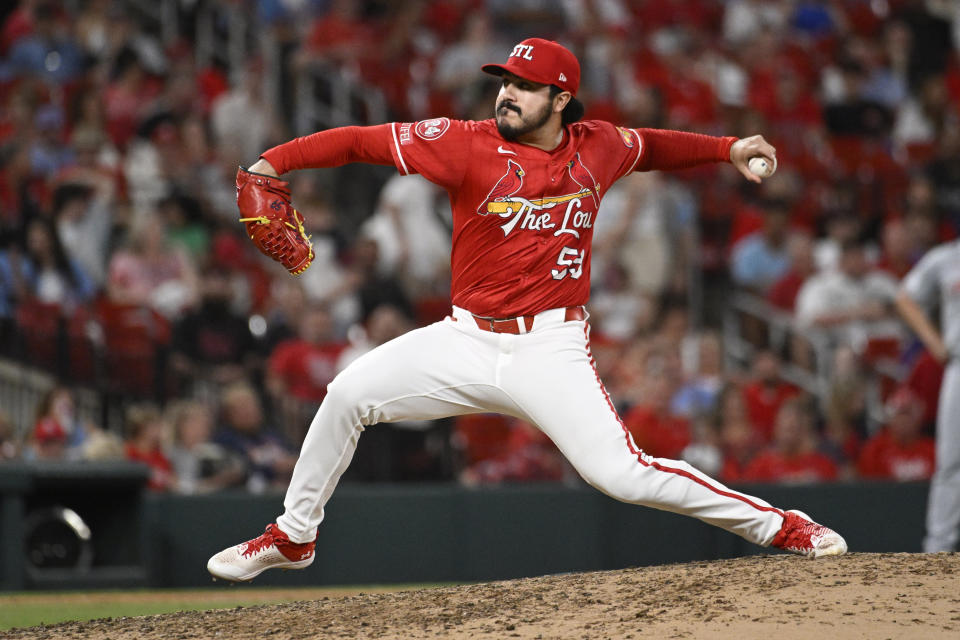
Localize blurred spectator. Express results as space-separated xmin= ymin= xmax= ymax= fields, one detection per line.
xmin=292 ymin=182 xmax=357 ymax=332
xmin=0 ymin=216 xmax=96 ymax=316
xmin=820 ymin=345 xmax=868 ymax=472
xmin=106 ymin=214 xmax=199 ymax=318
xmin=215 ymin=382 xmax=297 ymax=493
xmin=813 ymin=210 xmax=866 ymax=274
xmin=0 ymin=410 xmax=17 ymax=460
xmin=876 ymin=217 xmax=917 ymax=279
xmin=337 ymin=303 xmax=414 ymax=372
xmin=20 ymin=217 xmax=95 ymax=308
xmin=713 ymin=382 xmax=763 ymax=483
xmin=671 ymin=330 xmax=725 ymax=419
xmin=680 ymin=414 xmax=724 ymax=477
xmin=103 ymin=46 xmax=161 ymax=150
xmin=53 ymin=173 xmax=116 ymax=288
xmin=28 ymin=105 xmax=73 ymax=177
xmin=927 ymin=123 xmax=960 ymax=234
xmin=267 ymin=303 xmax=345 ymax=404
xmin=723 ymin=0 xmax=788 ymax=46
xmin=166 ymin=400 xmax=244 ymax=494
xmin=589 ymin=260 xmax=656 ymax=342
xmin=767 ymin=232 xmax=815 ymax=311
xmin=899 ymin=173 xmax=940 ymax=251
xmin=623 ymin=344 xmax=690 ymax=460
xmin=259 ymin=276 xmax=308 ymax=354
xmin=210 ymin=59 xmax=278 ymax=169
xmin=299 ymin=0 xmax=375 ymax=70
xmin=157 ymin=195 xmax=209 ymax=262
xmin=124 ymin=403 xmax=175 ymax=491
xmin=347 ymin=236 xmax=414 ymax=323
xmin=29 ymin=411 xmax=68 ymax=460
xmin=0 ymin=1 xmax=35 ymax=56
xmin=460 ymin=419 xmax=567 ymax=485
xmin=795 ymin=237 xmax=901 ymax=349
xmin=902 ymin=349 xmax=944 ymax=430
xmin=822 ymin=55 xmax=894 ymax=137
xmin=2 ymin=1 xmax=84 ymax=85
xmin=857 ymin=386 xmax=936 ymax=481
xmin=730 ymin=200 xmax=792 ymax=294
xmin=360 ymin=174 xmax=451 ymax=296
xmin=592 ymin=172 xmax=692 ymax=299
xmin=0 ymin=139 xmax=37 ymax=243
xmin=742 ymin=397 xmax=838 ymax=484
xmin=433 ymin=13 xmax=503 ymax=115
xmin=741 ymin=350 xmax=798 ymax=444
xmin=26 ymin=386 xmax=96 ymax=460
xmin=267 ymin=303 xmax=346 ymax=442
xmin=171 ymin=268 xmax=257 ymax=391
xmin=893 ymin=74 xmax=955 ymax=159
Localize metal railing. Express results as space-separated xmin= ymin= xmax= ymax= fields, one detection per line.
xmin=294 ymin=62 xmax=388 ymax=134
xmin=0 ymin=359 xmax=101 ymax=443
xmin=119 ymin=0 xmax=387 ymax=134
xmin=722 ymin=291 xmax=904 ymax=430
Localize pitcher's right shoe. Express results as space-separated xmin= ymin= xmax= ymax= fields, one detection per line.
xmin=771 ymin=510 xmax=848 ymax=558
xmin=207 ymin=523 xmax=315 ymax=581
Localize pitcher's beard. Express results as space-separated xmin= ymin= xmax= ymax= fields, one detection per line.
xmin=496 ymin=101 xmax=553 ymax=141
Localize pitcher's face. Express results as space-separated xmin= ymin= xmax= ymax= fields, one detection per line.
xmin=495 ymin=73 xmax=555 ymax=141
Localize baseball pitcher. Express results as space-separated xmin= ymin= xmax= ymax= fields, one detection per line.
xmin=209 ymin=38 xmax=846 ymax=581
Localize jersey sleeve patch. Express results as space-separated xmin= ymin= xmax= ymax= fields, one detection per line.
xmin=616 ymin=126 xmax=635 ymax=148
xmin=415 ymin=117 xmax=451 ymax=141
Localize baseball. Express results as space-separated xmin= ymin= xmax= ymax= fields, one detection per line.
xmin=748 ymin=156 xmax=776 ymax=179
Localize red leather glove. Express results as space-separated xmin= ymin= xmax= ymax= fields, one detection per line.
xmin=236 ymin=166 xmax=313 ymax=275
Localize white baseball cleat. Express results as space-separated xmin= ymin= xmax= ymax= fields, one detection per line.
xmin=207 ymin=523 xmax=315 ymax=582
xmin=771 ymin=510 xmax=848 ymax=558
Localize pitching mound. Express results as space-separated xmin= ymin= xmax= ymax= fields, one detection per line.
xmin=7 ymin=552 xmax=959 ymax=639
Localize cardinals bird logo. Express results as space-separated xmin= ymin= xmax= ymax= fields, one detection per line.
xmin=566 ymin=153 xmax=600 ymax=208
xmin=477 ymin=159 xmax=525 ymax=216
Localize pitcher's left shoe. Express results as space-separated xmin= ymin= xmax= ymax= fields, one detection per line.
xmin=771 ymin=510 xmax=848 ymax=558
xmin=207 ymin=523 xmax=315 ymax=581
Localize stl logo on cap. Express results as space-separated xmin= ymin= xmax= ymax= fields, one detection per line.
xmin=510 ymin=43 xmax=535 ymax=60
xmin=481 ymin=37 xmax=581 ymax=96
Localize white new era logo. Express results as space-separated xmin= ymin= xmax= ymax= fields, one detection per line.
xmin=559 ymin=73 xmax=567 ymax=82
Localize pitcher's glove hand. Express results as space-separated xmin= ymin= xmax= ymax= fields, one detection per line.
xmin=236 ymin=166 xmax=313 ymax=275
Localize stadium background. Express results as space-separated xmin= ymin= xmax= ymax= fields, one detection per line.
xmin=0 ymin=0 xmax=958 ymax=591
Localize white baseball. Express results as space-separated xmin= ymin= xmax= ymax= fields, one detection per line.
xmin=748 ymin=156 xmax=776 ymax=179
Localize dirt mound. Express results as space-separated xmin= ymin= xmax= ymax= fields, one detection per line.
xmin=8 ymin=553 xmax=959 ymax=639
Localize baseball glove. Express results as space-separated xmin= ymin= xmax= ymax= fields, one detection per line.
xmin=236 ymin=166 xmax=314 ymax=275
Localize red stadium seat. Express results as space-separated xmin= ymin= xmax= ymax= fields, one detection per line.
xmin=15 ymin=299 xmax=63 ymax=373
xmin=94 ymin=301 xmax=171 ymax=397
xmin=453 ymin=413 xmax=513 ymax=466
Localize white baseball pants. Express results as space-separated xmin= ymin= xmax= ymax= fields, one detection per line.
xmin=276 ymin=307 xmax=786 ymax=546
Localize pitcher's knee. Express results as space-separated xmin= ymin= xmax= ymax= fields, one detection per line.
xmin=323 ymin=373 xmax=375 ymax=426
xmin=578 ymin=464 xmax=648 ymax=502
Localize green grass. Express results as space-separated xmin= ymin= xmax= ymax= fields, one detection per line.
xmin=0 ymin=585 xmax=431 ymax=631
xmin=0 ymin=598 xmax=248 ymax=630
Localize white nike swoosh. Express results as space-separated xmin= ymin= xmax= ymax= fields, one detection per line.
xmin=497 ymin=146 xmax=517 ymax=155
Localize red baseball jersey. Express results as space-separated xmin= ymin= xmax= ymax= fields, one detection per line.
xmin=262 ymin=118 xmax=734 ymax=318
xmin=857 ymin=430 xmax=936 ymax=481
xmin=387 ymin=118 xmax=646 ymax=316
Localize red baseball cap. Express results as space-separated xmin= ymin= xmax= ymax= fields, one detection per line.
xmin=482 ymin=38 xmax=580 ymax=96
xmin=34 ymin=417 xmax=67 ymax=443
xmin=886 ymin=386 xmax=924 ymax=415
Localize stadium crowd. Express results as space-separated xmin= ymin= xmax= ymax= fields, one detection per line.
xmin=0 ymin=0 xmax=957 ymax=491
